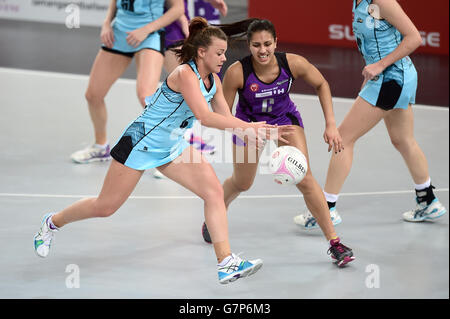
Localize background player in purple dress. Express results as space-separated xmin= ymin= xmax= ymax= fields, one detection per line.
xmin=201 ymin=19 xmax=355 ymax=267
xmin=163 ymin=0 xmax=191 ymax=73
xmin=164 ymin=0 xmax=228 ymax=75
xmin=187 ymin=0 xmax=227 ymax=154
xmin=190 ymin=0 xmax=227 ymax=25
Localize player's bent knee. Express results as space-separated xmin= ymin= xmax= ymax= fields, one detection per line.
xmin=232 ymin=178 xmax=253 ymax=193
xmin=85 ymin=89 xmax=104 ymax=105
xmin=390 ymin=136 xmax=415 ymax=153
xmin=92 ymin=199 xmax=119 ymax=218
xmin=200 ymin=182 xmax=224 ymax=204
xmin=296 ymin=173 xmax=314 ymax=192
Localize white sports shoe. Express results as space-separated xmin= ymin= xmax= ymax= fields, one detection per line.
xmin=34 ymin=213 xmax=58 ymax=258
xmin=403 ymin=198 xmax=447 ymax=222
xmin=71 ymin=144 xmax=111 ymax=164
xmin=294 ymin=207 xmax=342 ymax=229
xmin=217 ymin=253 xmax=263 ymax=284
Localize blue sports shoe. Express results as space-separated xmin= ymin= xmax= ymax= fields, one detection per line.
xmin=293 ymin=207 xmax=342 ymax=229
xmin=218 ymin=253 xmax=263 ymax=284
xmin=403 ymin=198 xmax=447 ymax=222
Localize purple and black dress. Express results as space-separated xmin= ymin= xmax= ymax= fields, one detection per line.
xmin=233 ymin=52 xmax=304 ymax=145
xmin=164 ymin=0 xmax=189 ymax=49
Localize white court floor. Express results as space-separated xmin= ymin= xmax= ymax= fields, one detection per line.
xmin=0 ymin=67 xmax=448 ymax=299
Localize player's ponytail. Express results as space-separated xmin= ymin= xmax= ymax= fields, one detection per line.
xmin=188 ymin=16 xmax=209 ymax=37
xmin=173 ymin=17 xmax=261 ymax=64
xmin=174 ymin=17 xmax=227 ymax=64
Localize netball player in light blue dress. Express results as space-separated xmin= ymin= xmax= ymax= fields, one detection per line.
xmin=34 ymin=18 xmax=294 ymax=284
xmin=295 ymin=0 xmax=446 ymax=225
xmin=70 ymin=0 xmax=184 ymax=164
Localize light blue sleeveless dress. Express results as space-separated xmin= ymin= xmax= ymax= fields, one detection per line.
xmin=353 ymin=0 xmax=417 ymax=110
xmin=110 ymin=60 xmax=217 ymax=169
xmin=105 ymin=0 xmax=165 ymax=55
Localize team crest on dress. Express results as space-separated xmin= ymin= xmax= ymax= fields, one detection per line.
xmin=250 ymin=83 xmax=259 ymax=92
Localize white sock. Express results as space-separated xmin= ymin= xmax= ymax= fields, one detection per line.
xmin=46 ymin=214 xmax=59 ymax=231
xmin=414 ymin=177 xmax=431 ymax=190
xmin=218 ymin=255 xmax=232 ymax=266
xmin=324 ymin=191 xmax=339 ymax=203
xmin=94 ymin=142 xmax=109 ymax=149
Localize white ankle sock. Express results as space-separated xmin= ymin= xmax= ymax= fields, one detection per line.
xmin=218 ymin=255 xmax=232 ymax=266
xmin=324 ymin=191 xmax=339 ymax=203
xmin=94 ymin=142 xmax=109 ymax=149
xmin=414 ymin=177 xmax=431 ymax=190
xmin=46 ymin=214 xmax=59 ymax=231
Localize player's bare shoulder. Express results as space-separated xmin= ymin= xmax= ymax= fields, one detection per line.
xmin=168 ymin=64 xmax=198 ymax=92
xmin=223 ymin=60 xmax=244 ymax=89
xmin=285 ymin=53 xmax=311 ymax=78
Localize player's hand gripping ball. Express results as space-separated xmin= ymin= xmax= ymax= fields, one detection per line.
xmin=269 ymin=146 xmax=308 ymax=185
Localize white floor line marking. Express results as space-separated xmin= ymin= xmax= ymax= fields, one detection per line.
xmin=0 ymin=68 xmax=448 ymax=201
xmin=1 ymin=67 xmax=448 ymax=109
xmin=0 ymin=188 xmax=448 ymax=200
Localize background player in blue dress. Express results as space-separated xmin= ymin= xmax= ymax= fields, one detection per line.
xmin=70 ymin=0 xmax=184 ymax=164
xmin=34 ymin=17 xmax=294 ymax=284
xmin=201 ymin=19 xmax=355 ymax=267
xmin=295 ymin=0 xmax=447 ymax=225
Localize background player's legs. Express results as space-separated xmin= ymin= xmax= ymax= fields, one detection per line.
xmin=383 ymin=105 xmax=429 ymax=184
xmin=384 ymin=105 xmax=446 ymax=220
xmin=163 ymin=48 xmax=181 ymax=74
xmin=324 ymin=97 xmax=386 ymax=196
xmin=85 ymin=50 xmax=132 ymax=145
xmin=135 ymin=49 xmax=164 ymax=107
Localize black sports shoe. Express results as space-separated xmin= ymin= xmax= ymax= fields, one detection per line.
xmin=327 ymin=237 xmax=355 ymax=267
xmin=202 ymin=222 xmax=212 ymax=244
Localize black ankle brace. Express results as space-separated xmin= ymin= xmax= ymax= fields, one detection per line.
xmin=416 ymin=185 xmax=436 ymax=205
xmin=327 ymin=201 xmax=336 ymax=209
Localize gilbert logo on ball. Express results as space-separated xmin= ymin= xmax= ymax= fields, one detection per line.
xmin=269 ymin=146 xmax=308 ymax=185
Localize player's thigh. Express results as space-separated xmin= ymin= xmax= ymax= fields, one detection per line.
xmin=157 ymin=146 xmax=223 ymax=201
xmin=135 ymin=49 xmax=164 ymax=102
xmin=383 ymin=104 xmax=415 ymax=146
xmin=231 ymin=139 xmax=262 ymax=190
xmin=96 ymin=159 xmax=144 ymax=213
xmin=277 ymin=125 xmax=310 ymax=165
xmin=338 ymin=96 xmax=386 ymax=144
xmin=86 ymin=49 xmax=132 ymax=99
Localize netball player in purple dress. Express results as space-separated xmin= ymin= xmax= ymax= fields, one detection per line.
xmin=201 ymin=19 xmax=355 ymax=267
xmin=163 ymin=0 xmax=190 ymax=73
